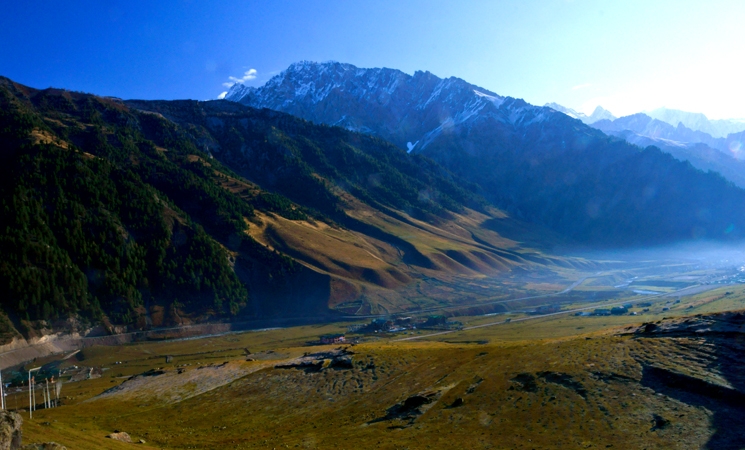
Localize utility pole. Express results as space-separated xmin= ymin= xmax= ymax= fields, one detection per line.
xmin=0 ymin=369 xmax=4 ymax=410
xmin=28 ymin=367 xmax=40 ymax=419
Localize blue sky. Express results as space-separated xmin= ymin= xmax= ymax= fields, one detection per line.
xmin=2 ymin=1 xmax=744 ymax=119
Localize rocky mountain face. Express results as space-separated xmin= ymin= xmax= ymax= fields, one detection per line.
xmin=226 ymin=60 xmax=515 ymax=153
xmin=226 ymin=61 xmax=745 ymax=246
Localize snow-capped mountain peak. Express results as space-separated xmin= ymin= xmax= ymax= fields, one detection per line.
xmin=544 ymin=103 xmax=615 ymax=124
xmin=224 ymin=61 xmax=566 ymax=151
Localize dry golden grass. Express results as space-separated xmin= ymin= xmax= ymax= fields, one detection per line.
xmin=17 ymin=267 xmax=745 ymax=449
xmin=23 ymin=330 xmax=733 ymax=450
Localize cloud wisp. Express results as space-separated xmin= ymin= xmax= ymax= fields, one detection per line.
xmin=222 ymin=69 xmax=257 ymax=88
xmin=571 ymin=83 xmax=591 ymax=90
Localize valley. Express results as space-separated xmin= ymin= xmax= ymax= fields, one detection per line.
xmin=9 ymin=258 xmax=745 ymax=449
xmin=6 ymin=3 xmax=745 ymax=449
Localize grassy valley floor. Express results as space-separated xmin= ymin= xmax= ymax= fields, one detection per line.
xmin=14 ymin=282 xmax=745 ymax=450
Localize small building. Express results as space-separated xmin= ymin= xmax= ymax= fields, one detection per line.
xmin=593 ymin=309 xmax=611 ymax=316
xmin=320 ymin=334 xmax=345 ymax=344
xmin=423 ymin=315 xmax=448 ymax=327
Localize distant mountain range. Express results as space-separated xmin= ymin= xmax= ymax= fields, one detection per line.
xmin=544 ymin=103 xmax=616 ymax=124
xmin=544 ymin=103 xmax=745 ymax=139
xmin=645 ymin=107 xmax=745 ymax=139
xmin=593 ymin=111 xmax=745 ymax=154
xmin=226 ymin=61 xmax=745 ymax=245
xmin=566 ymin=110 xmax=745 ymax=188
xmin=515 ymin=102 xmax=745 ymax=188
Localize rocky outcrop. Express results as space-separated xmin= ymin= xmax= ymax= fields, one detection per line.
xmin=0 ymin=411 xmax=22 ymax=450
xmin=275 ymin=349 xmax=355 ymax=373
xmin=0 ymin=410 xmax=66 ymax=450
xmin=619 ymin=310 xmax=745 ymax=337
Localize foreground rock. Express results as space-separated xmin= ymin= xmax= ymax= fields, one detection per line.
xmin=0 ymin=410 xmax=66 ymax=450
xmin=0 ymin=411 xmax=22 ymax=450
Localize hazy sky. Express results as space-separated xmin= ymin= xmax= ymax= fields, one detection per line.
xmin=2 ymin=0 xmax=744 ymax=119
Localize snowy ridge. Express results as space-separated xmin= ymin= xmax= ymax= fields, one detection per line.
xmin=225 ymin=84 xmax=254 ymax=102
xmin=225 ymin=60 xmax=578 ymax=153
xmin=544 ymin=103 xmax=616 ymax=125
xmin=474 ymin=89 xmax=505 ymax=108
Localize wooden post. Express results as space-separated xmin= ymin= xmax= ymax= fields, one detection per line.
xmin=56 ymin=379 xmax=62 ymax=407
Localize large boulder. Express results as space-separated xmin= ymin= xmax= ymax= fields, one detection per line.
xmin=0 ymin=410 xmax=22 ymax=450
xmin=106 ymin=432 xmax=133 ymax=443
